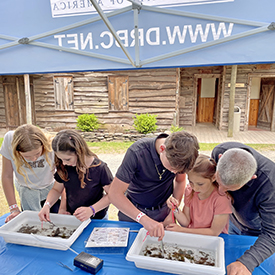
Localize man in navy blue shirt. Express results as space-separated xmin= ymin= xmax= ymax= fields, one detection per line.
xmin=212 ymin=142 xmax=275 ymax=275
xmin=109 ymin=131 xmax=199 ymax=240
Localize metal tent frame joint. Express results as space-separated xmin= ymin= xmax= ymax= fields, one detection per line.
xmin=268 ymin=22 xmax=275 ymax=30
xmin=18 ymin=38 xmax=30 ymax=44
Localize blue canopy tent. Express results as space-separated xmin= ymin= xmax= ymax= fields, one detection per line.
xmin=0 ymin=0 xmax=275 ymax=74
xmin=0 ymin=0 xmax=275 ymax=133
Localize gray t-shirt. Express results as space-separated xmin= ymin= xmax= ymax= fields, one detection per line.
xmin=0 ymin=131 xmax=54 ymax=189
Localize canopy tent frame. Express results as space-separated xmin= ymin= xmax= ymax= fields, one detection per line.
xmin=0 ymin=0 xmax=274 ymax=69
xmin=1 ymin=0 xmax=275 ymax=134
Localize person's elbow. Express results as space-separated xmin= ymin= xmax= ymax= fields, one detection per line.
xmin=108 ymin=177 xmax=127 ymax=204
xmin=108 ymin=178 xmax=117 ymax=203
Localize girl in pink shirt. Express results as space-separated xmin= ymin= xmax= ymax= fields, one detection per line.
xmin=166 ymin=154 xmax=232 ymax=236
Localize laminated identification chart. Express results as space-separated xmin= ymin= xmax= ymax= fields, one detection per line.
xmin=85 ymin=227 xmax=130 ymax=247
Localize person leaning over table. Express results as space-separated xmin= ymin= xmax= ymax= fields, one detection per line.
xmin=38 ymin=129 xmax=113 ymax=223
xmin=211 ymin=142 xmax=275 ymax=275
xmin=108 ymin=131 xmax=199 ymax=240
xmin=0 ymin=124 xmax=65 ymax=223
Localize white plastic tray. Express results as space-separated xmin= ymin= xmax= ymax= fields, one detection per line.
xmin=0 ymin=210 xmax=90 ymax=250
xmin=126 ymin=228 xmax=225 ymax=275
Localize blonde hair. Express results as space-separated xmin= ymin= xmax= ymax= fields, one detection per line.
xmin=12 ymin=124 xmax=52 ymax=185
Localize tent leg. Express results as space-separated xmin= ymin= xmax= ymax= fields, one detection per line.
xmin=228 ymin=65 xmax=238 ymax=137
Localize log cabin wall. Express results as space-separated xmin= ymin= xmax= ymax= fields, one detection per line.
xmin=0 ymin=77 xmax=6 ymax=128
xmin=2 ymin=63 xmax=275 ymax=132
xmin=179 ymin=66 xmax=223 ymax=127
xmin=33 ymin=68 xmax=177 ymax=131
xmin=221 ymin=64 xmax=275 ymax=131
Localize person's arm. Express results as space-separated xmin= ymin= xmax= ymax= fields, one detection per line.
xmin=229 ymin=186 xmax=275 ymax=274
xmin=109 ymin=176 xmax=165 ymax=240
xmin=163 ymin=173 xmax=186 ymax=226
xmin=58 ymin=188 xmax=69 ymax=215
xmin=166 ymin=213 xmax=229 ymax=236
xmin=2 ymin=156 xmax=21 ymax=222
xmin=173 ymin=205 xmax=190 ymax=227
xmin=73 ymin=184 xmax=111 ymax=221
xmin=38 ymin=181 xmax=64 ymax=222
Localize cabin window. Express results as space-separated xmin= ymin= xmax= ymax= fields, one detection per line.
xmin=108 ymin=76 xmax=129 ymax=111
xmin=54 ymin=76 xmax=74 ymax=110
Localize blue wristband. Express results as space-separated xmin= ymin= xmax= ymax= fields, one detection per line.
xmin=90 ymin=206 xmax=96 ymax=217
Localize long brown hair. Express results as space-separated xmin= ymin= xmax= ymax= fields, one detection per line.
xmin=52 ymin=129 xmax=98 ymax=188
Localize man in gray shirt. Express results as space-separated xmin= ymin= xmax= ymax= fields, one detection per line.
xmin=212 ymin=142 xmax=275 ymax=275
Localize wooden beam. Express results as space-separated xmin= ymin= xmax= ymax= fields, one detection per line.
xmin=24 ymin=74 xmax=32 ymax=124
xmin=228 ymin=65 xmax=237 ymax=137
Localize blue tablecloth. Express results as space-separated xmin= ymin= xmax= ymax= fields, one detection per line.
xmin=0 ymin=213 xmax=274 ymax=275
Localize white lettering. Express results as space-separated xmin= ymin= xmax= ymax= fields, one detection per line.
xmin=166 ymin=25 xmax=188 ymax=44
xmin=54 ymin=34 xmax=66 ymax=46
xmin=52 ymin=22 xmax=234 ymax=50
xmin=80 ymin=33 xmax=93 ymax=50
xmin=67 ymin=34 xmax=79 ymax=49
xmin=115 ymin=30 xmax=129 ymax=47
xmin=146 ymin=27 xmax=160 ymax=46
xmin=100 ymin=31 xmax=114 ymax=49
xmin=130 ymin=29 xmax=144 ymax=47
xmin=188 ymin=24 xmax=210 ymax=43
xmin=211 ymin=23 xmax=234 ymax=40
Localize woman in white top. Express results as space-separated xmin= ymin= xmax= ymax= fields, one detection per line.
xmin=0 ymin=124 xmax=64 ymax=222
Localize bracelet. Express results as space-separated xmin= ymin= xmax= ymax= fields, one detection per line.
xmin=90 ymin=206 xmax=96 ymax=217
xmin=44 ymin=201 xmax=51 ymax=208
xmin=136 ymin=212 xmax=145 ymax=223
xmin=9 ymin=204 xmax=18 ymax=210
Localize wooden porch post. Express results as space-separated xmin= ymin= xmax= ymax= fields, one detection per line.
xmin=228 ymin=65 xmax=237 ymax=137
xmin=174 ymin=68 xmax=180 ymax=127
xmin=24 ymin=74 xmax=32 ymax=124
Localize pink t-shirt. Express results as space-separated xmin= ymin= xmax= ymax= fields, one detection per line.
xmin=184 ymin=185 xmax=232 ymax=233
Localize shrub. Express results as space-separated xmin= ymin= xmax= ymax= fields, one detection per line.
xmin=133 ymin=113 xmax=157 ymax=134
xmin=76 ymin=114 xmax=99 ymax=132
xmin=170 ymin=125 xmax=184 ymax=133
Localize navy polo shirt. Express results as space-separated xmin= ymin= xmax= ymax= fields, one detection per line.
xmin=115 ymin=133 xmax=176 ymax=208
xmin=212 ymin=142 xmax=275 ymax=272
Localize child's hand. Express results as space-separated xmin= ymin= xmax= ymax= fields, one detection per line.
xmin=38 ymin=206 xmax=50 ymax=222
xmin=5 ymin=211 xmax=20 ymax=223
xmin=166 ymin=197 xmax=179 ymax=209
xmin=165 ymin=223 xmax=182 ymax=232
xmin=73 ymin=206 xmax=93 ymax=221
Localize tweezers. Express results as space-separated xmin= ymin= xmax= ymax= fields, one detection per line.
xmin=57 ymin=261 xmax=73 ymax=272
xmin=48 ymin=220 xmax=57 ymax=227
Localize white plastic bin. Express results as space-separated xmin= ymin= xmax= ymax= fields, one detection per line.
xmin=126 ymin=228 xmax=225 ymax=275
xmin=0 ymin=211 xmax=90 ymax=250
